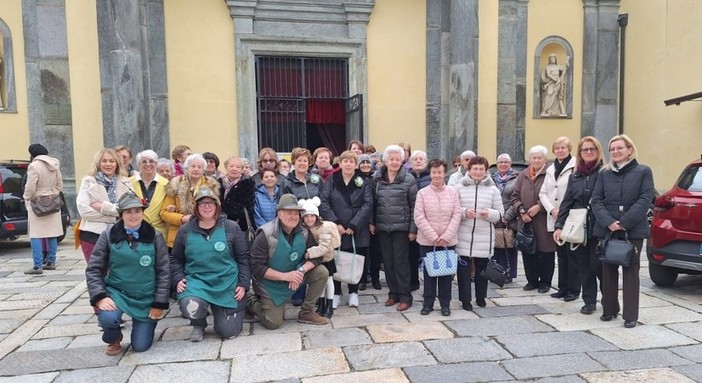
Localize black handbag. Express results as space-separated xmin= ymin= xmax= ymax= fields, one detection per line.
xmin=598 ymin=231 xmax=637 ymax=267
xmin=515 ymin=223 xmax=537 ymax=254
xmin=480 ymin=258 xmax=509 ymax=287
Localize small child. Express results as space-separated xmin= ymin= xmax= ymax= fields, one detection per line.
xmin=299 ymin=197 xmax=340 ymax=318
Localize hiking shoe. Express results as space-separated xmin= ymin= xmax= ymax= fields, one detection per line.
xmin=106 ymin=333 xmax=123 ymax=356
xmin=43 ymin=263 xmax=56 ymax=270
xmin=190 ymin=326 xmax=205 ymax=342
xmin=298 ymin=310 xmax=330 ymax=325
xmin=24 ymin=267 xmax=43 ymax=275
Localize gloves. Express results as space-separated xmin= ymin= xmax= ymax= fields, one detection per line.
xmin=148 ymin=308 xmax=165 ymax=320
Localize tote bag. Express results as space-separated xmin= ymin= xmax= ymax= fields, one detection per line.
xmin=422 ymin=246 xmax=458 ymax=277
xmin=598 ymin=231 xmax=637 ymax=267
xmin=480 ymin=258 xmax=509 ymax=287
xmin=515 ymin=223 xmax=537 ymax=254
xmin=558 ymin=208 xmax=588 ymax=249
xmin=333 ymin=237 xmax=364 ymax=284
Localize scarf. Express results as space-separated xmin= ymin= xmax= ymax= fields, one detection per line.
xmin=95 ymin=171 xmax=118 ymax=204
xmin=529 ymin=163 xmax=546 ymax=182
xmin=493 ymin=168 xmax=514 ymax=191
xmin=612 ymin=159 xmax=633 ymax=173
xmin=577 ymin=160 xmax=599 ymax=175
xmin=553 ymin=155 xmax=572 ymax=179
xmin=220 ymin=175 xmax=240 ymax=197
xmin=125 ymin=225 xmax=141 ymax=239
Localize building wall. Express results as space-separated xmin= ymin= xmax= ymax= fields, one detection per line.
xmin=367 ymin=0 xmax=426 ymax=151
xmin=621 ymin=0 xmax=702 ymax=189
xmin=477 ymin=0 xmax=499 ymax=161
xmin=0 ymin=0 xmax=29 ymax=159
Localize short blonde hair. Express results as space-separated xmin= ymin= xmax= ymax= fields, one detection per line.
xmin=338 ymin=150 xmax=357 ymax=164
xmin=291 ymin=147 xmax=313 ymax=164
xmin=608 ymin=134 xmax=638 ymax=163
xmin=576 ymin=136 xmax=604 ymax=167
xmin=552 ymin=136 xmax=572 ymax=152
xmin=223 ymin=156 xmax=243 ymax=169
xmin=88 ymin=148 xmax=125 ymax=177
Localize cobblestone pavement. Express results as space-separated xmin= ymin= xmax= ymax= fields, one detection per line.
xmin=1 ymin=234 xmax=702 ymax=383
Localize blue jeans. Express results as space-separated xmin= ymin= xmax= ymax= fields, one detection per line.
xmin=98 ymin=308 xmax=156 ymax=352
xmin=30 ymin=237 xmax=57 ymax=268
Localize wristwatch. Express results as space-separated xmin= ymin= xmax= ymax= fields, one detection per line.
xmin=297 ymin=266 xmax=306 ymax=273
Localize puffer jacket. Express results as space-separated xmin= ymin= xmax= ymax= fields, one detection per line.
xmin=454 ymin=175 xmax=504 ymax=258
xmin=283 ymin=171 xmax=322 ymax=200
xmin=372 ymin=166 xmax=418 ymax=233
xmin=539 ymin=156 xmax=576 ymax=231
xmin=555 ymin=165 xmax=601 ymax=238
xmin=591 ymin=159 xmax=654 ymax=239
xmin=306 ymin=220 xmax=341 ymax=262
xmin=413 ymin=183 xmax=462 ymax=246
xmin=319 ymin=170 xmax=373 ymax=248
xmin=254 ymin=184 xmax=280 ymax=228
xmin=409 ymin=167 xmax=431 ymax=190
xmin=492 ymin=169 xmax=520 ymax=231
xmin=160 ymin=175 xmax=220 ymax=247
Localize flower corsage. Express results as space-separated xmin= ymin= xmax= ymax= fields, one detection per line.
xmin=309 ymin=174 xmax=321 ymax=184
xmin=354 ymin=176 xmax=364 ymax=187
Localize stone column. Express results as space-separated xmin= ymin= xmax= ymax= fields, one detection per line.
xmin=426 ymin=0 xmax=479 ymax=162
xmin=22 ymin=0 xmax=77 ymax=215
xmin=581 ymin=0 xmax=620 ymax=142
xmin=96 ymin=0 xmax=170 ymax=158
xmin=496 ymin=0 xmax=528 ymax=161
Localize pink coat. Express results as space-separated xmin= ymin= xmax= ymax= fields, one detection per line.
xmin=413 ymin=184 xmax=462 ymax=247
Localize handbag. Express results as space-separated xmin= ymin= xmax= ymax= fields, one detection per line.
xmin=558 ymin=208 xmax=588 ymax=249
xmin=242 ymin=208 xmax=256 ymax=244
xmin=598 ymin=231 xmax=637 ymax=267
xmin=494 ymin=226 xmax=515 ymax=249
xmin=515 ymin=223 xmax=537 ymax=254
xmin=480 ymin=257 xmax=509 ymax=287
xmin=333 ymin=237 xmax=364 ymax=284
xmin=30 ymin=194 xmax=63 ymax=217
xmin=422 ymin=246 xmax=458 ymax=277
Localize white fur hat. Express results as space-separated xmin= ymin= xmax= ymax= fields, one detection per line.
xmin=298 ymin=196 xmax=321 ymax=217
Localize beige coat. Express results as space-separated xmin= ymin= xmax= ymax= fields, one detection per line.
xmin=76 ymin=175 xmax=131 ymax=235
xmin=23 ymin=155 xmax=63 ymax=238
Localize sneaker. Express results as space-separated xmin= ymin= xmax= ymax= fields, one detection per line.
xmin=43 ymin=263 xmax=56 ymax=270
xmin=297 ymin=310 xmax=330 ymax=325
xmin=105 ymin=333 xmax=123 ymax=356
xmin=348 ymin=293 xmax=359 ymax=307
xmin=189 ymin=326 xmax=205 ymax=342
xmin=332 ymin=295 xmax=340 ymax=309
xmin=24 ymin=267 xmax=43 ymax=275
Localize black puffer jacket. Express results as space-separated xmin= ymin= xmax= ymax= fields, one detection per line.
xmin=555 ymin=165 xmax=601 ymax=238
xmin=319 ymin=170 xmax=373 ymax=248
xmin=372 ymin=166 xmax=418 ymax=233
xmin=591 ymin=159 xmax=654 ymax=239
xmin=283 ymin=172 xmax=322 ymax=200
xmin=220 ymin=176 xmax=256 ymax=231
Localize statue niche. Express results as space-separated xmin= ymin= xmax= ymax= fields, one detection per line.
xmin=540 ymin=53 xmax=569 ymax=117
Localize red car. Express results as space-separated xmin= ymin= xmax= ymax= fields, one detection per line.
xmin=647 ymin=155 xmax=702 ymax=286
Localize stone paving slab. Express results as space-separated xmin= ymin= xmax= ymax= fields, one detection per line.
xmin=666 ymin=321 xmax=702 ymax=342
xmin=5 ymin=291 xmax=64 ymax=301
xmin=33 ymin=323 xmax=100 ymax=339
xmin=356 ymin=302 xmax=409 ymax=315
xmin=66 ymin=334 xmax=106 ymax=349
xmin=252 ymin=319 xmax=333 ymax=334
xmin=301 ymin=327 xmax=373 ymax=349
xmin=403 ymin=308 xmax=479 ymax=322
xmin=424 ymin=336 xmax=511 ymax=363
xmin=526 ymin=377 xmax=586 ymax=383
xmin=674 ymin=364 xmax=702 ymax=382
xmin=496 ymin=331 xmax=618 ymax=357
xmin=119 ymin=338 xmax=221 ymax=365
xmin=403 ymin=361 xmax=513 ymax=383
xmin=591 ymin=324 xmax=697 ymax=350
xmin=587 ymin=348 xmax=693 ymax=371
xmin=366 ymin=321 xmax=453 ymax=343
xmin=0 ymin=319 xmax=47 ymax=360
xmin=54 ymin=365 xmax=135 ymax=383
xmin=17 ymin=337 xmax=72 ymax=352
xmin=491 ymin=294 xmax=565 ymax=307
xmin=230 ymin=346 xmax=348 ymax=382
xmin=535 ymin=312 xmax=622 ymax=332
xmin=60 ymin=304 xmax=95 ymax=315
xmin=48 ymin=314 xmax=92 ymax=326
xmin=0 ymin=372 xmax=59 ymax=383
xmin=0 ymin=300 xmax=48 ymax=311
xmin=0 ymin=319 xmax=21 ymax=334
xmin=472 ymin=304 xmax=549 ymax=318
xmin=221 ymin=332 xmax=301 ymax=358
xmin=638 ymin=292 xmax=675 ymax=308
xmin=670 ymin=344 xmax=702 ymax=363
xmin=501 ymin=353 xmax=605 ymax=380
xmin=160 ymin=325 xmax=192 ymax=342
xmin=331 ymin=312 xmax=408 ymax=329
xmin=34 ymin=303 xmax=70 ymax=320
xmin=0 ymin=309 xmax=37 ymax=321
xmin=444 ymin=315 xmax=553 ymax=337
xmin=638 ymin=306 xmax=702 ymax=325
xmin=130 ymin=361 xmax=230 ymax=383
xmin=580 ymin=367 xmax=696 ymax=383
xmin=303 ymin=368 xmax=409 ymax=383
xmin=0 ymin=346 xmax=119 ymax=376
xmin=344 ymin=342 xmax=436 ymax=371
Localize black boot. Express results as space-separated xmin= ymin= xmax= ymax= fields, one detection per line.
xmin=315 ymin=297 xmax=325 ymax=316
xmin=323 ymin=298 xmax=334 ymax=319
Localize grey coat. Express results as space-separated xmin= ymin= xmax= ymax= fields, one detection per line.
xmin=372 ymin=166 xmax=418 ymax=233
xmin=319 ymin=170 xmax=373 ymax=248
xmin=591 ymin=159 xmax=654 ymax=239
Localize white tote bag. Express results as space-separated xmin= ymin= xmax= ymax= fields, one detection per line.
xmin=558 ymin=208 xmax=588 ymax=249
xmin=332 ymin=237 xmax=364 ymax=284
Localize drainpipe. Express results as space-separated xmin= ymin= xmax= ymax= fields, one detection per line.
xmin=617 ymin=13 xmax=628 ymax=135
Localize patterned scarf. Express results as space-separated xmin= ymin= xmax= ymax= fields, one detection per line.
xmin=493 ymin=168 xmax=514 ymax=191
xmin=95 ymin=171 xmax=118 ymax=204
xmin=577 ymin=160 xmax=599 ymax=175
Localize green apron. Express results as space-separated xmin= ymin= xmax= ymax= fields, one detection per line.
xmin=105 ymin=241 xmax=156 ymax=322
xmin=177 ymin=226 xmax=239 ymax=309
xmin=261 ymin=226 xmax=307 ymax=306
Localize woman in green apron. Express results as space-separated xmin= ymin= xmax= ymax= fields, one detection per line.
xmin=86 ymin=192 xmax=170 ymax=356
xmin=170 ymin=186 xmax=251 ymax=342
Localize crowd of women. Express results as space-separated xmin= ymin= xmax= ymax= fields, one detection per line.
xmin=21 ymin=132 xmax=653 ymax=356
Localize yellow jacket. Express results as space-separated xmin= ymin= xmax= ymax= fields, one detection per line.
xmin=160 ymin=175 xmax=220 ymax=247
xmin=130 ymin=174 xmax=169 ymax=240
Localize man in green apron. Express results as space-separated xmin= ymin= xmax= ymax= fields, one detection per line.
xmin=247 ymin=194 xmax=330 ymax=329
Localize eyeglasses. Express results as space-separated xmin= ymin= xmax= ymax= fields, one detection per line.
xmin=579 ymin=148 xmax=597 ymax=153
xmin=139 ymin=160 xmax=157 ymax=165
xmin=197 ymin=201 xmax=216 ymax=207
xmin=609 ymin=146 xmax=628 ymax=152
xmin=261 ymin=159 xmax=277 ymax=163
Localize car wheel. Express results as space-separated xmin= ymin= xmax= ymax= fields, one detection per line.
xmin=649 ymin=262 xmax=678 ymax=286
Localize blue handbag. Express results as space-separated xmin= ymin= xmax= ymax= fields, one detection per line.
xmin=422 ymin=246 xmax=458 ymax=277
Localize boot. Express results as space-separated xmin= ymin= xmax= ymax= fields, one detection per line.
xmin=323 ymin=298 xmax=334 ymax=319
xmin=315 ymin=297 xmax=326 ymax=316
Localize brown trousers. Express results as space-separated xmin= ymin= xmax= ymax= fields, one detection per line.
xmin=601 ymin=238 xmax=643 ymax=321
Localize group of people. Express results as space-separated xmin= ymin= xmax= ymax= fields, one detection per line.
xmin=20 ymin=133 xmax=652 ymax=356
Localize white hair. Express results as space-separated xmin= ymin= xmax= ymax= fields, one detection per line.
xmin=183 ymin=153 xmax=206 ymax=172
xmin=529 ymin=145 xmax=549 ymax=157
xmin=157 ymin=158 xmax=174 ymax=172
xmin=383 ymin=144 xmax=405 ymax=162
xmin=460 ymin=150 xmax=476 ymax=159
xmin=409 ymin=150 xmax=427 ymax=161
xmin=497 ymin=153 xmax=512 ymax=162
xmin=136 ymin=149 xmax=158 ymax=163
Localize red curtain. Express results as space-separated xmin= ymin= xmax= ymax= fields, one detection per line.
xmin=306 ymin=99 xmax=345 ymax=124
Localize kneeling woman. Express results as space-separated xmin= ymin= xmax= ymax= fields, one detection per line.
xmin=170 ymin=187 xmax=251 ymax=342
xmin=86 ymin=193 xmax=170 ymax=356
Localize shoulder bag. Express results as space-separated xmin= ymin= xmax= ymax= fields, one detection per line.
xmin=30 ymin=194 xmax=63 ymax=217
xmin=515 ymin=222 xmax=537 ymax=254
xmin=557 ymin=208 xmax=588 ymax=250
xmin=494 ymin=224 xmax=515 ymax=249
xmin=421 ymin=246 xmax=458 ymax=277
xmin=480 ymin=256 xmax=509 ymax=287
xmin=598 ymin=230 xmax=636 ymax=267
xmin=242 ymin=208 xmax=256 ymax=245
xmin=333 ymin=236 xmax=364 ymax=284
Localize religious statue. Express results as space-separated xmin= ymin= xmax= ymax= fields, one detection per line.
xmin=540 ymin=54 xmax=569 ymax=117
